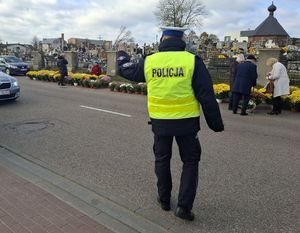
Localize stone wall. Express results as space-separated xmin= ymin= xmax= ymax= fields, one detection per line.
xmin=207 ymin=58 xmax=232 ymax=84
xmin=64 ymin=51 xmax=78 ymax=72
xmin=257 ymin=48 xmax=281 ymax=86
xmin=106 ymin=51 xmax=117 ymax=76
xmin=287 ymin=60 xmax=300 ymax=86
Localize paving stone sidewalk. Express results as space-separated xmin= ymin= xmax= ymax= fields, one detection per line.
xmin=0 ymin=165 xmax=114 ymax=233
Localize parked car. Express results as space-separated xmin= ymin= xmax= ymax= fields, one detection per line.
xmin=0 ymin=55 xmax=29 ymax=75
xmin=0 ymin=71 xmax=20 ymax=101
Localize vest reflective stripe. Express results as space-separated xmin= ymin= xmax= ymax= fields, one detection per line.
xmin=145 ymin=51 xmax=201 ymax=119
xmin=148 ymin=104 xmax=200 ymax=113
xmin=148 ymin=96 xmax=196 ymax=105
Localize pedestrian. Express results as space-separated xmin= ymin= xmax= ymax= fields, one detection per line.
xmin=266 ymin=57 xmax=290 ymax=115
xmin=91 ymin=61 xmax=102 ymax=75
xmin=231 ymin=54 xmax=258 ymax=115
xmin=57 ymin=53 xmax=68 ymax=86
xmin=117 ymin=26 xmax=224 ymax=221
xmin=228 ymin=54 xmax=245 ymax=110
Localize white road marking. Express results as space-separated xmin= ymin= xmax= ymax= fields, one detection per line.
xmin=80 ymin=105 xmax=132 ymax=118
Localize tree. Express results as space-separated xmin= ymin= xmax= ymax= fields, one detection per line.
xmin=199 ymin=32 xmax=219 ymax=46
xmin=154 ymin=0 xmax=206 ymax=29
xmin=31 ymin=36 xmax=39 ymax=50
xmin=199 ymin=32 xmax=208 ymax=47
xmin=113 ymin=26 xmax=134 ymax=50
xmin=208 ymin=34 xmax=219 ymax=44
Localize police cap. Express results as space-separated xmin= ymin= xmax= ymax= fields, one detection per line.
xmin=160 ymin=26 xmax=187 ymax=38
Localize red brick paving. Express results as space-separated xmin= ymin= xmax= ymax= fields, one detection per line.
xmin=0 ymin=165 xmax=114 ymax=233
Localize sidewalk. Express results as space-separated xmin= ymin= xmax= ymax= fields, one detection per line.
xmin=0 ymin=165 xmax=114 ymax=233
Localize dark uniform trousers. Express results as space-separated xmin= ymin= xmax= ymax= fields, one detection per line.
xmin=153 ymin=133 xmax=201 ymax=211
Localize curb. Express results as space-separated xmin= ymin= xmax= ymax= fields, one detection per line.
xmin=0 ymin=144 xmax=185 ymax=233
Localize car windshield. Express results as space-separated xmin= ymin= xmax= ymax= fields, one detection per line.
xmin=5 ymin=57 xmax=22 ymax=63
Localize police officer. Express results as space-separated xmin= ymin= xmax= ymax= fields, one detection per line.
xmin=117 ymin=27 xmax=224 ymax=221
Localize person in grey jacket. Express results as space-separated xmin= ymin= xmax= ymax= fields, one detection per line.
xmin=266 ymin=57 xmax=290 ymax=115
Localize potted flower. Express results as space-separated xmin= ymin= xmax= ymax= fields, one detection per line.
xmin=213 ymin=84 xmax=230 ymax=103
xmin=290 ymin=89 xmax=300 ymax=112
xmin=251 ymin=89 xmax=265 ymax=105
xmin=109 ymin=82 xmax=116 ymax=91
xmin=120 ymin=83 xmax=127 ymax=93
xmin=134 ymin=84 xmax=142 ymax=94
xmin=100 ymin=76 xmax=112 ymax=87
xmin=114 ymin=83 xmax=121 ymax=92
xmin=126 ymin=84 xmax=135 ymax=93
xmin=246 ymin=99 xmax=256 ymax=113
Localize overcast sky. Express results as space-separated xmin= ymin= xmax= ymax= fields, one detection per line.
xmin=0 ymin=0 xmax=299 ymax=45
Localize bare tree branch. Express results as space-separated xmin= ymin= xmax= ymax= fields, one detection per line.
xmin=154 ymin=0 xmax=206 ymax=29
xmin=113 ymin=26 xmax=135 ymax=50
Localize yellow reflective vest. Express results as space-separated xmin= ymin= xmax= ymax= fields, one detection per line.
xmin=144 ymin=51 xmax=201 ymax=119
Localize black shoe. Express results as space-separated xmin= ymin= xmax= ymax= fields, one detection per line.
xmin=175 ymin=207 xmax=194 ymax=221
xmin=157 ymin=197 xmax=170 ymax=211
xmin=233 ymin=111 xmax=237 ymax=114
xmin=267 ymin=111 xmax=279 ymax=115
xmin=240 ymin=112 xmax=248 ymax=116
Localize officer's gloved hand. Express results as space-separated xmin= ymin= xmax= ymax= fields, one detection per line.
xmin=213 ymin=126 xmax=224 ymax=132
xmin=213 ymin=122 xmax=224 ymax=132
xmin=208 ymin=120 xmax=224 ymax=132
xmin=117 ymin=51 xmax=130 ymax=66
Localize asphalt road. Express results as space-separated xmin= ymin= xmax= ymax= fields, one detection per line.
xmin=0 ymin=77 xmax=299 ymax=233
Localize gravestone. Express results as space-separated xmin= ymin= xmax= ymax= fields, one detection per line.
xmin=31 ymin=51 xmax=44 ymax=70
xmin=257 ymin=48 xmax=281 ymax=86
xmin=107 ymin=51 xmax=117 ymax=76
xmin=64 ymin=51 xmax=78 ymax=72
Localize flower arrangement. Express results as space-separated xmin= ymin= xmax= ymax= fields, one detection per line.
xmin=119 ymin=83 xmax=128 ymax=92
xmin=100 ymin=75 xmax=112 ymax=83
xmin=139 ymin=83 xmax=147 ymax=95
xmin=134 ymin=84 xmax=142 ymax=94
xmin=108 ymin=82 xmax=117 ymax=91
xmin=26 ymin=70 xmax=111 ymax=89
xmin=251 ymin=88 xmax=267 ymax=105
xmin=213 ymin=84 xmax=230 ymax=100
xmin=126 ymin=84 xmax=135 ymax=93
xmin=247 ymin=99 xmax=256 ymax=112
xmin=289 ymin=89 xmax=300 ymax=111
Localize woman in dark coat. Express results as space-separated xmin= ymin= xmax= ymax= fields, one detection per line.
xmin=228 ymin=54 xmax=245 ymax=110
xmin=57 ymin=53 xmax=68 ymax=86
xmin=232 ymin=55 xmax=258 ymax=115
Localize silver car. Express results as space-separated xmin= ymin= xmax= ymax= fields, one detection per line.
xmin=0 ymin=71 xmax=20 ymax=101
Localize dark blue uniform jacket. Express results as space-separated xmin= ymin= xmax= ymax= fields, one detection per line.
xmin=57 ymin=56 xmax=68 ymax=76
xmin=117 ymin=38 xmax=224 ymax=136
xmin=232 ymin=61 xmax=257 ymax=95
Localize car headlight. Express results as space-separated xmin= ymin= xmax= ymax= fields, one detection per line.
xmin=9 ymin=65 xmax=18 ymax=69
xmin=12 ymin=81 xmax=19 ymax=87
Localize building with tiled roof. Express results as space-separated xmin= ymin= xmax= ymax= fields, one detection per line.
xmin=240 ymin=2 xmax=289 ymax=47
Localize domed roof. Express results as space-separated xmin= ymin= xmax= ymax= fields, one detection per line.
xmin=268 ymin=2 xmax=277 ymax=15
xmin=251 ymin=2 xmax=288 ymax=37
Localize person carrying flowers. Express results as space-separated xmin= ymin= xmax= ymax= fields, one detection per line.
xmin=266 ymin=57 xmax=290 ymax=115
